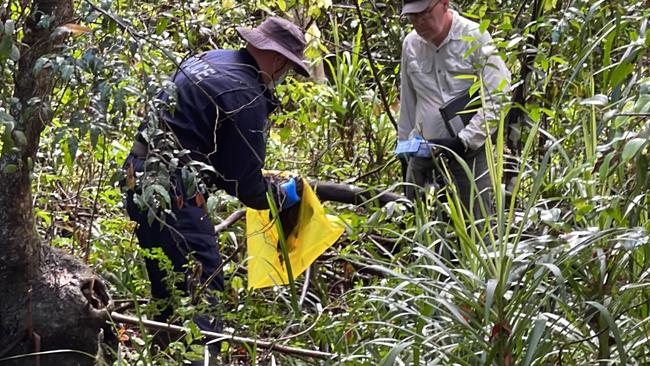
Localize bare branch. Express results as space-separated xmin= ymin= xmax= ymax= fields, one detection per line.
xmin=214 ymin=209 xmax=246 ymax=235
xmin=109 ymin=312 xmax=335 ymax=360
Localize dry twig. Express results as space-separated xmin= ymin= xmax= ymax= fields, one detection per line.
xmin=109 ymin=312 xmax=334 ymax=360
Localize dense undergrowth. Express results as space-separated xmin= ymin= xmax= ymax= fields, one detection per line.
xmin=4 ymin=0 xmax=649 ymax=364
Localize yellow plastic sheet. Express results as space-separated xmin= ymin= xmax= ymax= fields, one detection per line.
xmin=246 ymin=178 xmax=345 ymax=289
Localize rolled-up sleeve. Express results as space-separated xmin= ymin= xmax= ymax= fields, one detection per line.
xmin=398 ymin=41 xmax=417 ymax=141
xmin=458 ymin=32 xmax=511 ymax=150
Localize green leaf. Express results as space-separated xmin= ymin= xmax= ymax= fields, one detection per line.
xmin=181 ymin=167 xmax=196 ymax=197
xmin=622 ymin=138 xmax=646 ymax=163
xmin=506 ymin=36 xmax=523 ymax=49
xmin=538 ymin=263 xmax=566 ymax=287
xmin=35 ymin=209 xmax=52 ymax=226
xmin=10 ymin=44 xmax=19 ymax=61
xmin=469 ymin=80 xmax=481 ymax=97
xmin=231 ymin=276 xmax=244 ymax=290
xmin=90 ymin=126 xmax=101 ymax=147
xmin=65 ymin=134 xmax=78 ymax=171
xmin=635 ymin=152 xmax=648 ymax=190
xmin=484 ymin=279 xmax=497 ymax=322
xmin=0 ymin=111 xmax=14 ymax=131
xmin=635 ymin=95 xmax=650 ymax=113
xmin=464 ymin=44 xmax=479 ymax=59
xmin=12 ymin=130 xmax=26 ymax=147
xmin=523 ymin=314 xmax=547 ymax=366
xmin=33 ymin=57 xmax=50 ymax=75
xmin=610 ymin=62 xmax=634 ymax=89
xmin=207 ymin=196 xmax=218 ymax=214
xmin=60 ymin=65 xmax=74 ymax=81
xmin=3 ymin=20 xmax=14 ymax=35
xmin=150 ymin=183 xmax=171 ymax=207
xmin=36 ymin=14 xmax=52 ymax=29
xmin=438 ymin=299 xmax=469 ymax=326
xmin=378 ymin=341 xmax=412 ymax=366
xmin=146 ymin=208 xmax=156 ymax=226
xmin=2 ymin=164 xmax=17 ymax=174
xmin=0 ymin=34 xmax=12 ymax=59
xmin=579 ymin=94 xmax=608 ymax=106
xmin=479 ymin=19 xmax=490 ymax=34
xmin=544 ymin=0 xmax=558 ymax=11
xmin=586 ymin=301 xmax=627 ymax=365
xmin=529 ymin=106 xmax=541 ymax=122
xmin=279 ymin=126 xmax=291 ymax=141
xmin=155 ymin=17 xmax=169 ymax=35
xmin=499 ymin=16 xmax=512 ymax=31
xmin=550 ymin=56 xmax=568 ymax=65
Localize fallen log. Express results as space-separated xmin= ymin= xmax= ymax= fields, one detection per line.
xmin=309 ymin=180 xmax=408 ymax=207
xmin=214 ymin=181 xmax=408 ymax=234
xmin=109 ymin=312 xmax=334 ymax=360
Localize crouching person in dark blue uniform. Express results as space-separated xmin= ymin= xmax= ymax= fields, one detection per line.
xmin=122 ymin=16 xmax=309 ymax=364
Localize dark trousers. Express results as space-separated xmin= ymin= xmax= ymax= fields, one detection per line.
xmin=124 ymin=155 xmax=224 ymax=334
xmin=405 ymin=149 xmax=493 ymax=219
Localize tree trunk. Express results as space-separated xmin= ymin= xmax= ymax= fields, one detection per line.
xmin=0 ymin=1 xmax=111 ymax=365
xmin=0 ymin=246 xmax=110 ymax=366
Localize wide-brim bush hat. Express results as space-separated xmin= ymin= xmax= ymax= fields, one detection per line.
xmin=236 ymin=17 xmax=310 ymax=77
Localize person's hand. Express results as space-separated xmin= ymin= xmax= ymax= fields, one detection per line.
xmin=278 ymin=176 xmax=304 ymax=237
xmin=414 ymin=140 xmax=433 ymax=158
xmin=280 ymin=176 xmax=303 ymax=209
xmin=429 ymin=137 xmax=466 ymax=156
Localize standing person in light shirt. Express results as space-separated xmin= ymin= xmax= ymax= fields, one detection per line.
xmin=399 ymin=0 xmax=511 ymax=217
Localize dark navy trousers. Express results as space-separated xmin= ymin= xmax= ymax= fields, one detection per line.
xmin=125 ymin=155 xmax=224 ymax=334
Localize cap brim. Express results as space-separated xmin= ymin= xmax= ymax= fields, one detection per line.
xmin=400 ymin=0 xmax=431 ymax=16
xmin=236 ymin=27 xmax=311 ymax=78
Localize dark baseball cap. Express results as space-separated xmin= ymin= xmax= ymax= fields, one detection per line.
xmin=401 ymin=0 xmax=433 ymax=15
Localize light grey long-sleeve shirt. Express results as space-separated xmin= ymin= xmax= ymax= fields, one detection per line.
xmin=398 ymin=10 xmax=511 ymax=150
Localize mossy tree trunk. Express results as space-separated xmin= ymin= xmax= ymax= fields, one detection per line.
xmin=0 ymin=1 xmax=111 ymax=365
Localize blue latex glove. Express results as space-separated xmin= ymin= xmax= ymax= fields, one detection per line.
xmin=395 ymin=138 xmax=421 ymax=158
xmin=396 ymin=136 xmax=434 ymax=158
xmin=280 ymin=177 xmax=301 ymax=209
xmin=414 ymin=141 xmax=434 ymax=158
